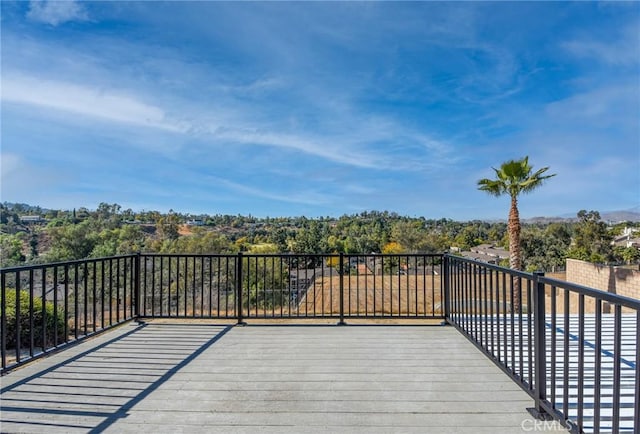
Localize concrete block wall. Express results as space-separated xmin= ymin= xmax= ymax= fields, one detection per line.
xmin=566 ymin=258 xmax=640 ymax=300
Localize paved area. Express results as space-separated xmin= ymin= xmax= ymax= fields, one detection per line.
xmin=0 ymin=321 xmax=566 ymax=433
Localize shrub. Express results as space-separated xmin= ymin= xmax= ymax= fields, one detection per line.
xmin=2 ymin=289 xmax=66 ymax=349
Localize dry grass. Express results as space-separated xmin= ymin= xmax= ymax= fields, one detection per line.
xmin=301 ymin=275 xmax=443 ymax=316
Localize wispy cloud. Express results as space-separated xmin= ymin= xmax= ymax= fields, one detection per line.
xmin=211 ymin=129 xmax=377 ymax=169
xmin=27 ymin=0 xmax=89 ymax=26
xmin=545 ymin=82 xmax=639 ymax=130
xmin=0 ymin=153 xmax=22 ymax=180
xmin=562 ymin=23 xmax=640 ymax=67
xmin=2 ymin=74 xmax=186 ymax=133
xmin=205 ymin=175 xmax=334 ymax=206
xmin=2 ymin=70 xmax=456 ymax=172
xmin=0 ymin=152 xmax=65 ymax=202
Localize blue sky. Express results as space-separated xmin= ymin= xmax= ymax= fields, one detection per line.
xmin=1 ymin=1 xmax=639 ymax=220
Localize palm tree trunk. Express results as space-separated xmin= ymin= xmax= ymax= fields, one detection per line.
xmin=508 ymin=195 xmax=522 ymax=313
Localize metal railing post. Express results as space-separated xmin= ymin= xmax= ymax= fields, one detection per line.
xmin=236 ymin=252 xmax=246 ymax=325
xmin=528 ymin=271 xmax=552 ymax=420
xmin=442 ymin=254 xmax=450 ymax=323
xmin=134 ymin=253 xmax=141 ymax=319
xmin=1 ymin=271 xmax=6 ymax=372
xmin=338 ymin=253 xmax=346 ymax=325
xmin=15 ymin=276 xmax=21 ymax=363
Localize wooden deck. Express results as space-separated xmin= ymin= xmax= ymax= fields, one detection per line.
xmin=0 ymin=321 xmax=566 ymax=433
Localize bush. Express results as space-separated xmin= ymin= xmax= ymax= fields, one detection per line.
xmin=2 ymin=289 xmax=66 ymax=349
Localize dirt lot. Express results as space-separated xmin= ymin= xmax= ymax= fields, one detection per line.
xmin=300 ymin=275 xmax=443 ymax=316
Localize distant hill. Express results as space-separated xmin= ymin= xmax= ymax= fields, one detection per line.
xmin=539 ymin=208 xmax=640 ymax=224
xmin=523 ymin=216 xmax=576 ymax=224
xmin=600 ymin=209 xmax=640 ymax=223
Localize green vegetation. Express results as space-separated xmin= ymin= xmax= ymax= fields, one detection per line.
xmin=1 ymin=202 xmax=639 ymax=272
xmin=520 ymin=222 xmax=572 ymax=272
xmin=2 ymin=289 xmax=66 ymax=349
xmin=566 ymin=210 xmax=613 ymax=263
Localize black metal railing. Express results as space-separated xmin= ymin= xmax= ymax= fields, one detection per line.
xmin=1 ymin=255 xmax=137 ymax=374
xmin=445 ymin=255 xmax=640 ymax=434
xmin=139 ymin=253 xmax=444 ymax=321
xmin=1 ymin=252 xmax=638 ymax=434
xmin=1 ymin=253 xmax=443 ymax=373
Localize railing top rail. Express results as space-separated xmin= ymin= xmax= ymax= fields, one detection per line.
xmin=2 ymin=252 xmax=447 ymax=273
xmin=140 ymin=253 xmax=239 ymax=259
xmin=444 ymin=254 xmax=533 ymax=279
xmin=0 ymin=254 xmax=138 ymax=273
xmin=539 ymin=274 xmax=640 ymax=310
xmin=445 ymin=253 xmax=640 ymax=310
xmin=141 ymin=252 xmax=443 ymax=258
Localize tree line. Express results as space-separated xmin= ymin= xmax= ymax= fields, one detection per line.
xmin=1 ymin=202 xmax=638 ymax=271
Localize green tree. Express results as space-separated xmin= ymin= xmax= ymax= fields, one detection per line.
xmin=156 ymin=212 xmax=180 ymax=241
xmin=90 ymin=224 xmax=147 ymax=257
xmin=487 ymin=223 xmax=507 ymax=245
xmin=0 ymin=233 xmax=26 ymax=267
xmin=454 ymin=225 xmax=482 ymax=251
xmin=242 ymin=255 xmax=288 ymax=310
xmin=75 ymin=207 xmax=90 ymax=221
xmin=291 ymin=221 xmax=328 ymax=254
xmin=390 ymin=221 xmax=424 ymax=253
xmin=95 ymin=202 xmax=122 ymax=229
xmin=29 ymin=231 xmax=39 ymax=259
xmin=46 ymin=220 xmax=97 ymax=261
xmin=478 ymin=156 xmax=555 ymax=311
xmin=171 ymin=228 xmax=236 ymax=254
xmin=615 ymin=246 xmax=640 ymax=264
xmin=521 ymin=224 xmax=570 ymax=272
xmin=382 ymin=241 xmax=404 ymax=254
xmin=3 ymin=289 xmax=66 ymax=349
xmin=567 ymin=210 xmax=614 ymax=263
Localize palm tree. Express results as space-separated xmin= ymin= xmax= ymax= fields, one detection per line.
xmin=477 ymin=156 xmax=556 ymax=312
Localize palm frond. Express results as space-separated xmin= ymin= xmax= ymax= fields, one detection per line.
xmin=521 ymin=167 xmax=556 ymax=193
xmin=477 ymin=178 xmax=504 ymax=197
xmin=478 ymin=156 xmax=556 ymax=197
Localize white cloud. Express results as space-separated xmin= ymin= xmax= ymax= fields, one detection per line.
xmin=27 ymin=0 xmax=89 ymax=26
xmin=343 ymin=184 xmax=376 ymax=195
xmin=544 ymin=82 xmax=639 ymax=130
xmin=2 ymin=71 xmax=456 ymax=172
xmin=212 ymin=128 xmax=380 ymax=169
xmin=2 ymin=74 xmax=187 ymax=133
xmin=206 ymin=175 xmax=333 ymax=206
xmin=0 ymin=153 xmax=64 ymax=203
xmin=562 ymin=23 xmax=640 ymax=67
xmin=0 ymin=153 xmax=22 ymax=178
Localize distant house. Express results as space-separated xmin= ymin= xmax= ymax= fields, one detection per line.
xmin=613 ymin=227 xmax=640 ymax=249
xmin=459 ymin=244 xmax=509 ymax=264
xmin=186 ymin=219 xmax=204 ymax=226
xmin=19 ymin=215 xmax=45 ymax=224
xmin=614 ymin=236 xmax=640 ymax=249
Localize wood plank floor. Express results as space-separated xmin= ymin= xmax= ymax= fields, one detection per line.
xmin=1 ymin=322 xmax=566 ymax=433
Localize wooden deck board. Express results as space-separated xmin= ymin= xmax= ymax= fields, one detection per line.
xmin=1 ymin=322 xmax=565 ymax=433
